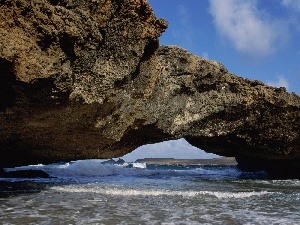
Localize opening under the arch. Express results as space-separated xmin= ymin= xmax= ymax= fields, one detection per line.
xmin=122 ymin=138 xmax=220 ymax=162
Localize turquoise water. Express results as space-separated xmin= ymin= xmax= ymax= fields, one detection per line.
xmin=1 ymin=160 xmax=299 ymax=224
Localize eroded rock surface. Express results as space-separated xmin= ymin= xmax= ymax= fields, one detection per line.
xmin=1 ymin=0 xmax=300 ymax=177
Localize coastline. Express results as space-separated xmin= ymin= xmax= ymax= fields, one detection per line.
xmin=135 ymin=157 xmax=237 ymax=166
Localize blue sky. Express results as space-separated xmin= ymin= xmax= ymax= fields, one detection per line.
xmin=123 ymin=0 xmax=300 ymax=162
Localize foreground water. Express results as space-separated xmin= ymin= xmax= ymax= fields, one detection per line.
xmin=0 ymin=160 xmax=299 ymax=224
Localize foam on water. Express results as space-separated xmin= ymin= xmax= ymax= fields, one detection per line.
xmin=50 ymin=185 xmax=271 ymax=199
xmin=132 ymin=162 xmax=147 ymax=169
xmin=1 ymin=160 xmax=300 ymax=224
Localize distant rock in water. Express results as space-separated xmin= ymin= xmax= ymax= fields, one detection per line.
xmin=0 ymin=0 xmax=300 ymax=178
xmin=102 ymin=158 xmax=125 ymax=165
xmin=135 ymin=157 xmax=237 ymax=166
xmin=115 ymin=158 xmax=126 ymax=165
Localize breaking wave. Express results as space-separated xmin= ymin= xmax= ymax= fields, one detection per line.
xmin=51 ymin=185 xmax=271 ymax=199
xmin=7 ymin=159 xmax=244 ymax=180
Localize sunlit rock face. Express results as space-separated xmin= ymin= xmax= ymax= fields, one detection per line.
xmin=0 ymin=0 xmax=168 ymax=166
xmin=0 ymin=0 xmax=300 ymax=177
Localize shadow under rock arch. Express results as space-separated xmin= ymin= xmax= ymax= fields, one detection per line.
xmin=0 ymin=57 xmax=17 ymax=111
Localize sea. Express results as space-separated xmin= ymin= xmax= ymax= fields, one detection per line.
xmin=0 ymin=160 xmax=299 ymax=225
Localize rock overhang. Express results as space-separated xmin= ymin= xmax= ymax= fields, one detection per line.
xmin=0 ymin=0 xmax=300 ymax=178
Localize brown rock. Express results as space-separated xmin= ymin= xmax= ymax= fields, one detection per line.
xmin=0 ymin=0 xmax=167 ymax=166
xmin=0 ymin=0 xmax=300 ymax=178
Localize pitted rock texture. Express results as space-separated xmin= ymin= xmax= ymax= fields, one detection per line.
xmin=0 ymin=0 xmax=300 ymax=177
xmin=0 ymin=0 xmax=167 ymax=166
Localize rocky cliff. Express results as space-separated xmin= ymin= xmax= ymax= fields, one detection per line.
xmin=1 ymin=0 xmax=300 ymax=178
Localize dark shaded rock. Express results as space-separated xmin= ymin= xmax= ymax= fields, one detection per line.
xmin=115 ymin=158 xmax=125 ymax=165
xmin=236 ymin=155 xmax=300 ymax=179
xmin=0 ymin=0 xmax=300 ymax=178
xmin=0 ymin=169 xmax=50 ymax=178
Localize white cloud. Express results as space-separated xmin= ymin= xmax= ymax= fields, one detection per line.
xmin=122 ymin=138 xmax=219 ymax=162
xmin=267 ymin=75 xmax=290 ymax=89
xmin=209 ymin=0 xmax=286 ymax=60
xmin=281 ymin=0 xmax=300 ymax=12
xmin=178 ymin=4 xmax=190 ymax=26
xmin=281 ymin=0 xmax=300 ymax=32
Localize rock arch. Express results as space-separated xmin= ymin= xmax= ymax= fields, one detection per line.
xmin=0 ymin=0 xmax=299 ymax=178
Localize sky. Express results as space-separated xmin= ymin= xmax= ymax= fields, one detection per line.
xmin=122 ymin=0 xmax=300 ymax=162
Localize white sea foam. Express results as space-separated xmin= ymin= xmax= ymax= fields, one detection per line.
xmin=51 ymin=186 xmax=270 ymax=199
xmin=2 ymin=160 xmax=299 ymax=225
xmin=10 ymin=160 xmax=126 ymax=177
xmin=132 ymin=162 xmax=147 ymax=169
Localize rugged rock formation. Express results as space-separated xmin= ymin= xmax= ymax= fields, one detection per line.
xmin=1 ymin=0 xmax=300 ymax=177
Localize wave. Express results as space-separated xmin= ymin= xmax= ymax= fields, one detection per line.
xmin=45 ymin=160 xmax=241 ymax=179
xmin=4 ymin=159 xmax=269 ymax=181
xmin=50 ymin=185 xmax=271 ymax=199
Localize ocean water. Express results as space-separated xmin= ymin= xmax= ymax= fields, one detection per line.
xmin=0 ymin=160 xmax=299 ymax=225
